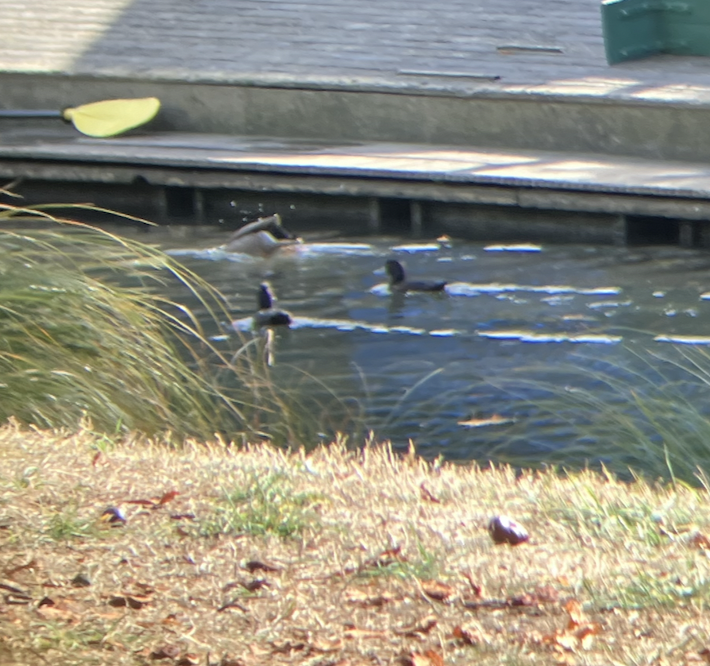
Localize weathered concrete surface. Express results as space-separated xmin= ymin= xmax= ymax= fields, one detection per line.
xmin=3 ymin=130 xmax=710 ymax=225
xmin=3 ymin=1 xmax=710 ymax=161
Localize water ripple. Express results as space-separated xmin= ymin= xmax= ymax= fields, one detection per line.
xmin=477 ymin=330 xmax=622 ymax=344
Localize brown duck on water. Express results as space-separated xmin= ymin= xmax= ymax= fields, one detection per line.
xmin=223 ymin=214 xmax=301 ymax=257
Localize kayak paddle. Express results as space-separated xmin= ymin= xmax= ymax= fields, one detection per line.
xmin=0 ymin=97 xmax=161 ymax=138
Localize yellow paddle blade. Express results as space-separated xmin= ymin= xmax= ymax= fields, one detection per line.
xmin=62 ymin=97 xmax=161 ymax=138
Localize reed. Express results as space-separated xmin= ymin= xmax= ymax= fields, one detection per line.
xmin=478 ymin=344 xmax=710 ymax=483
xmin=0 ymin=195 xmax=253 ymax=439
xmin=0 ymin=195 xmax=363 ymax=445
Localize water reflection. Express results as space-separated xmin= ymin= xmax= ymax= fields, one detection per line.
xmin=109 ymin=223 xmax=710 ymax=472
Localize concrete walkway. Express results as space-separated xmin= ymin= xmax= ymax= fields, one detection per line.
xmin=2 ymin=0 xmax=710 ymax=102
xmin=3 ymin=0 xmax=710 ymax=239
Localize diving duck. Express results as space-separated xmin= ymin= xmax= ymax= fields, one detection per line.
xmin=253 ymin=282 xmax=292 ymax=327
xmin=385 ymin=259 xmax=447 ymax=293
xmin=223 ymin=214 xmax=302 ymax=257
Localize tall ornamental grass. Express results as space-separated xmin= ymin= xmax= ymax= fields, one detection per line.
xmin=0 ymin=195 xmax=251 ymax=439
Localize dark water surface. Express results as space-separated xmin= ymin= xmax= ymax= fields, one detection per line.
xmin=107 ymin=223 xmax=710 ymax=469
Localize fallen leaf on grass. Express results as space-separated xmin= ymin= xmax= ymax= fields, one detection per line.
xmin=108 ymin=594 xmax=150 ymax=609
xmin=150 ymin=645 xmax=181 ymax=660
xmin=3 ymin=558 xmax=37 ymax=576
xmin=157 ymin=490 xmax=180 ymax=506
xmin=244 ymin=560 xmax=280 ymax=573
xmin=343 ymin=624 xmax=387 ymax=639
xmin=269 ymin=641 xmax=306 ymax=655
xmin=35 ymin=597 xmax=80 ymax=621
xmin=217 ymin=598 xmax=248 ymax=613
xmin=692 ymin=533 xmax=710 ymax=549
xmin=394 ymin=615 xmax=438 ymax=637
xmin=420 ymin=483 xmax=441 ymax=503
xmin=461 ymin=571 xmax=483 ymax=597
xmin=126 ymin=490 xmax=180 ymax=509
xmin=345 ymin=588 xmax=392 ymax=607
xmin=542 ymin=599 xmax=602 ymax=653
xmin=71 ymin=573 xmax=91 ymax=587
xmin=421 ymin=580 xmax=454 ymax=602
xmin=401 ymin=650 xmax=444 ymax=666
xmin=363 ymin=546 xmax=406 ymax=569
xmin=240 ymin=578 xmax=270 ymax=592
xmin=452 ymin=623 xmax=486 ymax=646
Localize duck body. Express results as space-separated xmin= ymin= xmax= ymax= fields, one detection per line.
xmin=385 ymin=259 xmax=447 ymax=293
xmin=253 ymin=282 xmax=292 ymax=327
xmin=223 ymin=214 xmax=302 ymax=257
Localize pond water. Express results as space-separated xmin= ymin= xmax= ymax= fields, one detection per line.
xmin=108 ymin=222 xmax=710 ymax=474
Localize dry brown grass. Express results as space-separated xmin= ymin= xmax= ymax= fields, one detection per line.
xmin=2 ymin=423 xmax=710 ymax=665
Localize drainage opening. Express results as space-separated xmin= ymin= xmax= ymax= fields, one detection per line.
xmin=379 ymin=198 xmax=413 ymax=232
xmin=626 ymin=215 xmax=680 ymax=246
xmin=165 ymin=186 xmax=196 ymax=218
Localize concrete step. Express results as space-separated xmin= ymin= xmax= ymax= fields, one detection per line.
xmin=3 ymin=73 xmax=710 ymax=164
xmin=3 ymin=129 xmax=710 ymax=247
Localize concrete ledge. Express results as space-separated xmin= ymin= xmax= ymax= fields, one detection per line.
xmin=4 ymin=73 xmax=710 ymax=162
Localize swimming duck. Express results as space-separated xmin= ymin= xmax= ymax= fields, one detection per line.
xmin=253 ymin=282 xmax=292 ymax=327
xmin=223 ymin=214 xmax=302 ymax=257
xmin=385 ymin=259 xmax=447 ymax=293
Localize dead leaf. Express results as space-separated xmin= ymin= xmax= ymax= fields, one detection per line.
xmin=458 ymin=414 xmax=514 ymax=428
xmin=240 ymin=578 xmax=270 ymax=592
xmin=150 ymin=644 xmax=182 ymax=660
xmin=402 ymin=651 xmax=444 ymax=666
xmin=71 ymin=573 xmax=91 ymax=587
xmin=244 ymin=560 xmax=280 ymax=573
xmin=697 ymin=648 xmax=710 ymax=663
xmin=565 ymin=599 xmax=585 ymax=629
xmin=345 ymin=589 xmax=392 ymax=607
xmin=125 ymin=499 xmax=156 ymax=507
xmin=421 ymin=580 xmax=454 ymax=601
xmin=343 ymin=624 xmax=387 ymax=639
xmin=3 ymin=559 xmax=37 ymax=576
xmin=0 ymin=582 xmax=29 ymax=596
xmin=217 ymin=599 xmax=248 ymax=613
xmin=420 ymin=483 xmax=441 ymax=503
xmin=364 ymin=546 xmax=406 ymax=569
xmin=108 ymin=595 xmax=149 ymax=610
xmin=157 ymin=490 xmax=180 ymax=506
xmin=269 ymin=641 xmax=305 ymax=654
xmin=424 ymin=650 xmax=444 ymax=666
xmin=461 ymin=571 xmax=483 ymax=597
xmin=692 ymin=533 xmax=710 ymax=549
xmin=395 ymin=615 xmax=438 ymax=637
xmin=452 ymin=623 xmax=484 ymax=645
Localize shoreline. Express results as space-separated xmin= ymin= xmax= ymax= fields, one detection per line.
xmin=2 ymin=423 xmax=710 ymax=664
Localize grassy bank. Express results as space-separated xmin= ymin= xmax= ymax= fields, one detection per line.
xmin=2 ymin=424 xmax=710 ymax=665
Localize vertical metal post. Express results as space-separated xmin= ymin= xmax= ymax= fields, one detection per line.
xmin=697 ymin=222 xmax=710 ymax=248
xmin=410 ymin=201 xmax=423 ymax=237
xmin=679 ymin=221 xmax=695 ymax=248
xmin=194 ymin=188 xmax=205 ymax=224
xmin=368 ymin=197 xmax=381 ymax=232
xmin=155 ymin=186 xmax=169 ymax=224
xmin=612 ymin=213 xmax=627 ymax=246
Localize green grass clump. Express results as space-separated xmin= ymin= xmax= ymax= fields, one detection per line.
xmin=202 ymin=471 xmax=322 ymax=538
xmin=0 ymin=195 xmax=250 ymax=439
